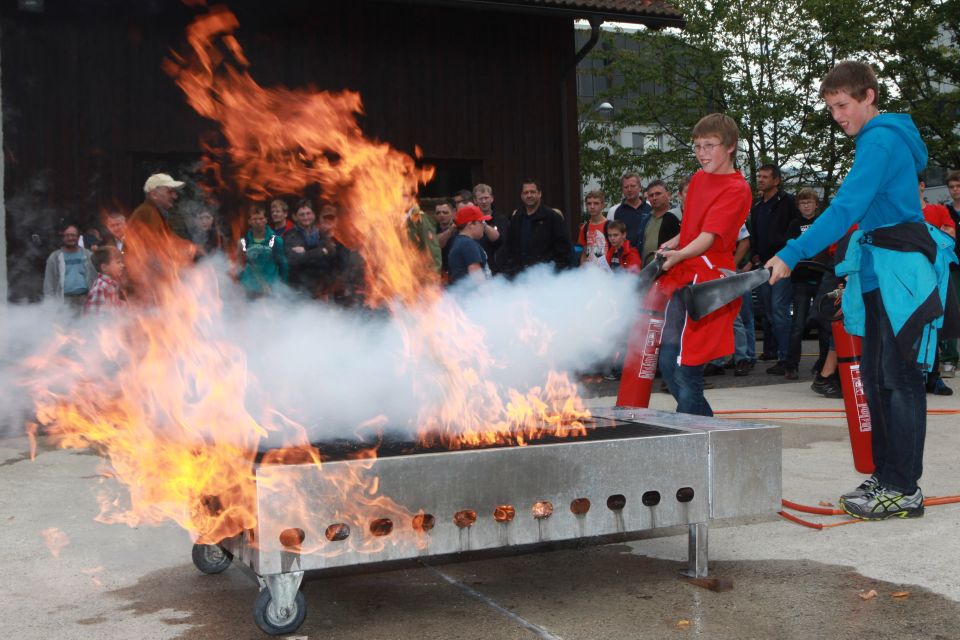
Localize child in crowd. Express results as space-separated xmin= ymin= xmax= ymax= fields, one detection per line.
xmin=941 ymin=170 xmax=960 ymax=378
xmin=269 ymin=198 xmax=294 ymax=235
xmin=578 ymin=190 xmax=610 ymax=269
xmin=657 ymin=113 xmax=753 ymax=416
xmin=432 ymin=198 xmax=457 ymax=278
xmin=918 ymin=177 xmax=956 ymax=396
xmin=403 ymin=193 xmax=441 ymax=276
xmin=767 ymin=61 xmax=957 ymax=519
xmin=447 ymin=205 xmax=492 ymax=287
xmin=605 ymin=220 xmax=641 ymax=272
xmin=238 ymin=204 xmax=288 ymax=297
xmin=84 ymin=246 xmax=127 ymax=314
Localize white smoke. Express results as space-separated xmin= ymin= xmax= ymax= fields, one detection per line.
xmin=1 ymin=259 xmax=642 ymax=446
xmin=0 ymin=302 xmax=80 ymax=436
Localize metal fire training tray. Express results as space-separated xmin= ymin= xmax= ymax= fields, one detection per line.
xmin=190 ymin=408 xmax=781 ymax=636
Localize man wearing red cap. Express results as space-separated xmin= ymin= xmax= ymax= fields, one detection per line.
xmin=447 ymin=205 xmax=493 ymax=287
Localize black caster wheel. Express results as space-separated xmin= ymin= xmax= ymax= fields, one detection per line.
xmin=253 ymin=588 xmax=307 ymax=636
xmin=191 ymin=543 xmax=232 ymax=574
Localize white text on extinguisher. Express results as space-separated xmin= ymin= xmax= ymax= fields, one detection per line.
xmin=850 ymin=364 xmax=872 ymax=432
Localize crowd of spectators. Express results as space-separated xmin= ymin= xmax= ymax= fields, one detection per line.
xmin=35 ymin=166 xmax=960 ymax=400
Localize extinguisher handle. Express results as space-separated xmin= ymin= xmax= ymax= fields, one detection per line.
xmin=635 ymin=254 xmax=666 ymax=295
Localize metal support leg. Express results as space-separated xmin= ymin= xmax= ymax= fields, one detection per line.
xmin=683 ymin=522 xmax=708 ymax=577
xmin=261 ymin=570 xmax=305 ymax=619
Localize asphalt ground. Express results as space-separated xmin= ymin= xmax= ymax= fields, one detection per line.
xmin=2 ymin=340 xmax=959 ymax=640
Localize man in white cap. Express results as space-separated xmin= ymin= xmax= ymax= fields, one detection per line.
xmin=126 ymin=173 xmax=192 ymax=298
xmin=129 ymin=173 xmax=185 ymax=236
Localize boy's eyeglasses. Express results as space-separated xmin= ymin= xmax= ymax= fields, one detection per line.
xmin=692 ymin=143 xmax=721 ymax=153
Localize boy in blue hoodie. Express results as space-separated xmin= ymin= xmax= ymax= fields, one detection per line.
xmin=767 ymin=61 xmax=956 ymax=520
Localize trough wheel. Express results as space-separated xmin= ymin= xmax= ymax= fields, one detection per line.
xmin=191 ymin=543 xmax=232 ymax=575
xmin=253 ymin=588 xmax=307 ymax=636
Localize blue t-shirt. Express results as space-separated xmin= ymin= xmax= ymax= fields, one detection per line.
xmin=447 ymin=234 xmax=489 ymax=285
xmin=62 ymin=251 xmax=88 ymax=295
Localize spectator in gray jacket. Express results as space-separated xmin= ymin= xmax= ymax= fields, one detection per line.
xmin=43 ymin=221 xmax=97 ymax=311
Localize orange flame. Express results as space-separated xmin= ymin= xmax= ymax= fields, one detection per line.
xmin=21 ymin=5 xmax=591 ymax=551
xmin=163 ymin=5 xmax=436 ymax=308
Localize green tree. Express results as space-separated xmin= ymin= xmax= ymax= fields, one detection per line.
xmin=875 ymin=0 xmax=960 ymax=170
xmin=579 ymin=0 xmax=960 ymax=202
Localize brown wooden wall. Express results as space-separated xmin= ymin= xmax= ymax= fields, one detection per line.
xmin=2 ymin=0 xmax=582 ymax=299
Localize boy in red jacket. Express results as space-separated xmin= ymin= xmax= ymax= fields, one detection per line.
xmin=656 ymin=113 xmax=753 ymax=415
xmin=605 ymin=220 xmax=641 ymax=272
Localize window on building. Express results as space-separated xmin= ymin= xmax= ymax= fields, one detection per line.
xmin=631 ymin=132 xmax=663 ymax=154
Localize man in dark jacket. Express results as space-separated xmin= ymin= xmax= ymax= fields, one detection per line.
xmin=284 ymin=199 xmax=336 ymax=298
xmin=749 ymin=164 xmax=800 ymax=372
xmin=473 ymin=183 xmax=508 ymax=273
xmin=640 ymin=180 xmax=681 ymax=266
xmin=605 ymin=173 xmax=652 ymax=250
xmin=500 ymin=179 xmax=572 ymax=277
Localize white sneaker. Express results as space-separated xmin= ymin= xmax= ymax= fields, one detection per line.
xmin=942 ymin=363 xmax=956 ymax=378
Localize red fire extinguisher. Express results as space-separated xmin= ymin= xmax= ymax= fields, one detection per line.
xmin=831 ymin=296 xmax=875 ymax=474
xmin=617 ymin=283 xmax=672 ymax=408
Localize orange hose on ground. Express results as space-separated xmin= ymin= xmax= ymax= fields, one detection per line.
xmin=717 ymin=416 xmax=845 ymax=420
xmin=777 ymin=511 xmax=860 ymax=529
xmin=782 ymin=499 xmax=843 ymax=516
xmin=783 ymin=496 xmax=960 ymax=514
xmin=716 ymin=408 xmax=844 ymax=414
xmin=778 ymin=510 xmax=827 ymax=529
xmin=780 ymin=495 xmax=960 ymax=529
xmin=715 ymin=408 xmax=960 ymax=415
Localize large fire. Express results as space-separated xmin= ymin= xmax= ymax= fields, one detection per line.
xmin=22 ymin=4 xmax=590 ymax=551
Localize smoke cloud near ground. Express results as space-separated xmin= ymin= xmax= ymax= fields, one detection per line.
xmin=1 ymin=259 xmax=642 ymax=446
xmin=0 ymin=301 xmax=78 ymax=434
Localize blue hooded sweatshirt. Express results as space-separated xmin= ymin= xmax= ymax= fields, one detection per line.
xmin=777 ymin=113 xmax=927 ymax=291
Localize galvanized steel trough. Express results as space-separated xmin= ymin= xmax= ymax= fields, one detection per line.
xmin=191 ymin=407 xmax=781 ymax=635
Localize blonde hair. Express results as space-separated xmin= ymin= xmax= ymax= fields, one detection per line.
xmin=796 ymin=187 xmax=819 ymax=205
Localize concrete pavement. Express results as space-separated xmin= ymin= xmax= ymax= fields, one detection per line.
xmin=2 ymin=380 xmax=959 ymax=640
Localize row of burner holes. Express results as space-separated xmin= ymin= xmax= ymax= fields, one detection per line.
xmin=277 ymin=488 xmax=695 ymax=548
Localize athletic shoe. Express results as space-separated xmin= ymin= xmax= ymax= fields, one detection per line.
xmin=811 ymin=374 xmax=838 ymax=394
xmin=819 ymin=380 xmax=843 ymax=398
xmin=840 ymin=475 xmax=880 ymax=501
xmin=942 ymin=363 xmax=956 ymax=378
xmin=703 ymin=363 xmax=726 ymax=376
xmin=784 ymin=368 xmax=798 ymax=380
xmin=766 ymin=363 xmax=786 ymax=375
xmin=723 ymin=359 xmax=736 ymax=370
xmin=840 ymin=485 xmax=924 ymax=520
xmin=734 ymin=360 xmax=751 ymax=377
xmin=927 ymin=378 xmax=954 ymax=396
